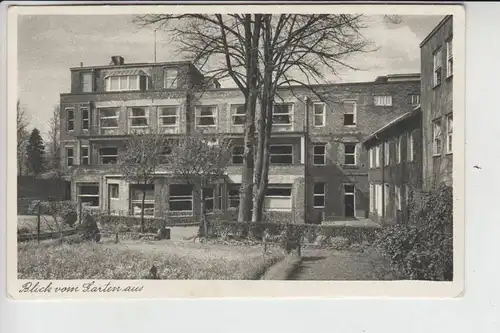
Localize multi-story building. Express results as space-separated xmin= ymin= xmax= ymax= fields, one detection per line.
xmin=363 ymin=106 xmax=422 ymax=225
xmin=420 ymin=15 xmax=453 ymax=191
xmin=60 ymin=55 xmax=420 ymax=223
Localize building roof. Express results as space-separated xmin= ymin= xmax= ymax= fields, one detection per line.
xmin=103 ymin=69 xmax=149 ymax=78
xmin=420 ymin=15 xmax=453 ymax=48
xmin=363 ymin=105 xmax=421 ymax=143
xmin=70 ymin=60 xmax=194 ymax=71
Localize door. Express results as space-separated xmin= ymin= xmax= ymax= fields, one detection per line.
xmin=107 ymin=183 xmax=119 ymax=214
xmin=344 ymin=184 xmax=355 ymax=217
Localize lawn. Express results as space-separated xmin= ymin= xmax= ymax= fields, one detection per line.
xmin=17 ymin=238 xmax=284 ymax=280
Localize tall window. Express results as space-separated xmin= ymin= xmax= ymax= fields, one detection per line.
xmin=375 ymin=183 xmax=382 ymax=214
xmin=81 ymin=107 xmax=90 ymax=130
xmin=130 ymin=184 xmax=155 ymax=217
xmin=195 ymin=106 xmax=217 ymax=127
xmin=272 ymin=104 xmax=292 ymax=125
xmin=108 ymin=184 xmax=119 ymax=199
xmin=169 ymin=184 xmax=193 ymax=213
xmin=433 ymin=48 xmax=443 ymax=87
xmin=369 ymin=147 xmax=373 ymax=168
xmin=106 ymin=75 xmax=140 ymax=91
xmin=158 ymin=106 xmax=179 ymax=127
xmin=99 ymin=147 xmax=118 ymax=165
xmin=343 ymin=101 xmax=356 ymax=126
xmin=433 ymin=118 xmax=442 ymax=155
xmin=410 ymin=94 xmax=420 ymax=105
xmin=81 ymin=73 xmax=93 ymax=93
xmin=270 ymin=145 xmax=293 ymax=164
xmin=344 ymin=143 xmax=356 ymax=166
xmin=77 ymin=184 xmax=99 ymax=208
xmin=66 ymin=108 xmax=75 ymax=131
xmin=313 ymin=103 xmax=325 ymax=127
xmin=217 ymin=184 xmax=223 ymax=210
xmin=446 ymin=38 xmax=453 ymax=78
xmin=231 ymin=105 xmax=246 ymax=126
xmin=407 ymin=132 xmax=414 ymax=162
xmin=164 ymin=68 xmax=178 ymax=88
xmin=396 ymin=136 xmax=402 ymax=164
xmin=384 ymin=183 xmax=390 ymax=217
xmin=369 ymin=183 xmax=374 ymax=213
xmin=344 ymin=184 xmax=356 ymax=217
xmin=66 ymin=147 xmax=74 ymax=167
xmin=375 ymin=145 xmax=380 ymax=168
xmin=203 ymin=187 xmax=214 ymax=212
xmin=384 ymin=141 xmax=390 ymax=166
xmin=99 ymin=108 xmax=119 ymax=129
xmin=265 ymin=185 xmax=292 ymax=212
xmin=81 ymin=146 xmax=90 ymax=165
xmin=313 ymin=144 xmax=326 ymax=165
xmin=129 ymin=107 xmax=148 ymax=128
xmin=446 ymin=114 xmax=453 ymax=154
xmin=228 ymin=185 xmax=240 ymax=209
xmin=232 ymin=146 xmax=244 ymax=164
xmin=395 ymin=185 xmax=402 ymax=211
xmin=374 ymin=95 xmax=392 ymax=106
xmin=313 ymin=183 xmax=325 ymax=208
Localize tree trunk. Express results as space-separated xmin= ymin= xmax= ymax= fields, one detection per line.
xmin=198 ymin=187 xmax=206 ymax=237
xmin=37 ymin=205 xmax=41 ymax=243
xmin=140 ymin=188 xmax=146 ymax=233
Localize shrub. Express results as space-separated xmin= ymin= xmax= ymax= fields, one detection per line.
xmin=375 ymin=184 xmax=453 ymax=281
xmin=328 ymin=236 xmax=350 ymax=250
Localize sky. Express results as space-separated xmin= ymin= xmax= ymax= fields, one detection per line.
xmin=17 ymin=14 xmax=444 ymax=138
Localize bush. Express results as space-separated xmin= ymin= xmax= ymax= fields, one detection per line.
xmin=77 ymin=212 xmax=101 ymax=242
xmin=375 ymin=184 xmax=453 ymax=281
xmin=328 ymin=236 xmax=350 ymax=250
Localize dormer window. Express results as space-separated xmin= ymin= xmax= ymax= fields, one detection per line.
xmin=164 ymin=68 xmax=178 ymax=89
xmin=104 ymin=69 xmax=147 ymax=92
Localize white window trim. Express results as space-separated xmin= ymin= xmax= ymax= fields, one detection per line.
xmin=80 ymin=145 xmax=90 ymax=165
xmin=374 ymin=95 xmax=393 ymax=106
xmin=313 ymin=103 xmax=326 ymax=127
xmin=369 ymin=147 xmax=373 ymax=169
xmin=81 ymin=73 xmax=93 ymax=93
xmin=169 ymin=185 xmax=193 ymax=215
xmin=384 ymin=183 xmax=390 ymax=217
xmin=203 ymin=188 xmax=215 ymax=213
xmin=66 ymin=108 xmax=75 ymax=132
xmin=108 ymin=184 xmax=119 ymax=200
xmin=446 ymin=114 xmax=453 ymax=154
xmin=81 ymin=107 xmax=90 ymax=131
xmin=344 ymin=143 xmax=357 ymax=166
xmin=231 ymin=146 xmax=244 ymax=165
xmin=343 ymin=184 xmax=356 ymax=217
xmin=130 ymin=186 xmax=155 ymax=217
xmin=106 ymin=75 xmax=141 ymax=92
xmin=269 ymin=144 xmax=294 ymax=164
xmin=433 ymin=119 xmax=442 ymax=156
xmin=395 ymin=185 xmax=402 ymax=211
xmin=272 ymin=103 xmax=294 ymax=126
xmin=164 ymin=69 xmax=178 ymax=89
xmin=195 ymin=105 xmax=218 ymax=127
xmin=369 ymin=183 xmax=374 ymax=213
xmin=227 ymin=186 xmax=240 ymax=210
xmin=230 ymin=104 xmax=246 ymax=126
xmin=433 ymin=48 xmax=443 ymax=87
xmin=446 ymin=38 xmax=453 ymax=78
xmin=99 ymin=108 xmax=119 ymax=129
xmin=99 ymin=146 xmax=118 ymax=165
xmin=343 ymin=100 xmax=357 ymax=127
xmin=312 ymin=144 xmax=326 ymax=166
xmin=411 ymin=94 xmax=420 ymax=105
xmin=408 ymin=132 xmax=414 ymax=162
xmin=158 ymin=106 xmax=180 ymax=128
xmin=396 ymin=136 xmax=402 ymax=164
xmin=65 ymin=146 xmax=74 ymax=167
xmin=375 ymin=145 xmax=380 ymax=168
xmin=77 ymin=183 xmax=100 ymax=208
xmin=384 ymin=141 xmax=390 ymax=166
xmin=313 ymin=182 xmax=326 ymax=208
xmin=265 ymin=185 xmax=292 ymax=212
xmin=128 ymin=106 xmax=149 ymax=128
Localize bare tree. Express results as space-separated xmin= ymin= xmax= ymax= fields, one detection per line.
xmin=168 ymin=130 xmax=231 ymax=237
xmin=47 ymin=105 xmax=61 ymax=174
xmin=118 ymin=133 xmax=170 ymax=233
xmin=17 ymin=100 xmax=29 ymax=175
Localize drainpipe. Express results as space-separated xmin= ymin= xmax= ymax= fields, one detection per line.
xmin=303 ymin=96 xmax=310 ymax=224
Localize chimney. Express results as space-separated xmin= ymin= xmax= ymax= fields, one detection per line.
xmin=111 ymin=56 xmax=124 ymax=65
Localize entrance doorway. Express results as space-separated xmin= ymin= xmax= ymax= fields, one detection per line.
xmin=344 ymin=184 xmax=355 ymax=217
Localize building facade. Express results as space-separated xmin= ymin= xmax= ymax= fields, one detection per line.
xmin=363 ymin=107 xmax=422 ymax=225
xmin=60 ymin=55 xmax=420 ymax=223
xmin=420 ymin=15 xmax=453 ymax=191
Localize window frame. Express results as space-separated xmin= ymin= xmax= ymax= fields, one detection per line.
xmin=77 ymin=183 xmax=100 ymax=208
xmin=313 ymin=103 xmax=326 ymax=127
xmin=342 ymin=100 xmax=357 ymax=127
xmin=312 ymin=144 xmax=326 ymax=166
xmin=384 ymin=141 xmax=390 ymax=166
xmin=203 ymin=187 xmax=215 ymax=213
xmin=432 ymin=118 xmax=442 ymax=156
xmin=98 ymin=108 xmax=119 ymax=129
xmin=108 ymin=184 xmax=119 ymax=200
xmin=407 ymin=132 xmax=414 ymax=162
xmin=410 ymin=94 xmax=420 ymax=105
xmin=130 ymin=184 xmax=155 ymax=217
xmin=158 ymin=106 xmax=179 ymax=128
xmin=163 ymin=68 xmax=179 ymax=89
xmin=66 ymin=108 xmax=75 ymax=132
xmin=231 ymin=145 xmax=244 ymax=165
xmin=81 ymin=72 xmax=93 ymax=93
xmin=128 ymin=106 xmax=149 ymax=128
xmin=396 ymin=136 xmax=402 ymax=164
xmin=65 ymin=146 xmax=74 ymax=167
xmin=343 ymin=143 xmax=357 ymax=166
xmin=369 ymin=183 xmax=374 ymax=213
xmin=446 ymin=113 xmax=453 ymax=154
xmin=446 ymin=37 xmax=453 ymax=78
xmin=264 ymin=184 xmax=292 ymax=212
xmin=230 ymin=104 xmax=246 ymax=126
xmin=106 ymin=75 xmax=141 ymax=92
xmin=195 ymin=105 xmax=217 ymax=127
xmin=433 ymin=48 xmax=443 ymax=87
xmin=269 ymin=144 xmax=294 ymax=165
xmin=168 ymin=184 xmax=193 ymax=215
xmin=227 ymin=185 xmax=240 ymax=210
xmin=81 ymin=107 xmax=90 ymax=131
xmin=373 ymin=95 xmax=393 ymax=106
xmin=375 ymin=145 xmax=380 ymax=168
xmin=272 ymin=103 xmax=293 ymax=126
xmin=80 ymin=145 xmax=90 ymax=165
xmin=99 ymin=146 xmax=118 ymax=165
xmin=395 ymin=185 xmax=402 ymax=211
xmin=313 ymin=182 xmax=326 ymax=208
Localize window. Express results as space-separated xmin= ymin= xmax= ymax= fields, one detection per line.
xmin=374 ymin=95 xmax=392 ymax=106
xmin=231 ymin=105 xmax=246 ymax=126
xmin=164 ymin=68 xmax=178 ymax=88
xmin=272 ymin=104 xmax=292 ymax=125
xmin=81 ymin=73 xmax=93 ymax=93
xmin=344 ymin=143 xmax=356 ymax=166
xmin=344 ymin=184 xmax=355 ymax=217
xmin=410 ymin=94 xmax=420 ymax=105
xmin=169 ymin=184 xmax=193 ymax=213
xmin=265 ymin=185 xmax=292 ymax=212
xmin=66 ymin=108 xmax=74 ymax=131
xmin=396 ymin=136 xmax=402 ymax=164
xmin=217 ymin=184 xmax=223 ymax=210
xmin=232 ymin=146 xmax=244 ymax=164
xmin=375 ymin=183 xmax=382 ymax=214
xmin=106 ymin=75 xmax=140 ymax=91
xmin=368 ymin=148 xmax=373 ymax=168
xmin=158 ymin=144 xmax=174 ymax=164
xmin=446 ymin=38 xmax=453 ymax=78
xmin=395 ymin=185 xmax=401 ymax=211
xmin=99 ymin=147 xmax=118 ymax=165
xmin=228 ymin=185 xmax=240 ymax=209
xmin=77 ymin=184 xmax=99 ymax=207
xmin=343 ymin=101 xmax=356 ymax=126
xmin=433 ymin=48 xmax=443 ymax=87
xmin=375 ymin=145 xmax=380 ymax=168
xmin=81 ymin=107 xmax=90 ymax=130
xmin=108 ymin=184 xmax=119 ymax=199
xmin=384 ymin=184 xmax=390 ymax=217
xmin=203 ymin=187 xmax=214 ymax=212
xmin=66 ymin=147 xmax=74 ymax=167
xmin=158 ymin=106 xmax=179 ymax=127
xmin=130 ymin=184 xmax=155 ymax=216
xmin=99 ymin=108 xmax=119 ymax=129
xmin=81 ymin=146 xmax=90 ymax=165
xmin=313 ymin=183 xmax=325 ymax=208
xmin=129 ymin=107 xmax=148 ymax=127
xmin=270 ymin=145 xmax=293 ymax=164
xmin=313 ymin=144 xmax=326 ymax=165
xmin=195 ymin=106 xmax=217 ymax=127
xmin=433 ymin=119 xmax=442 ymax=156
xmin=369 ymin=183 xmax=374 ymax=213
xmin=407 ymin=132 xmax=414 ymax=162
xmin=313 ymin=103 xmax=325 ymax=127
xmin=384 ymin=141 xmax=390 ymax=166
xmin=446 ymin=114 xmax=453 ymax=154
